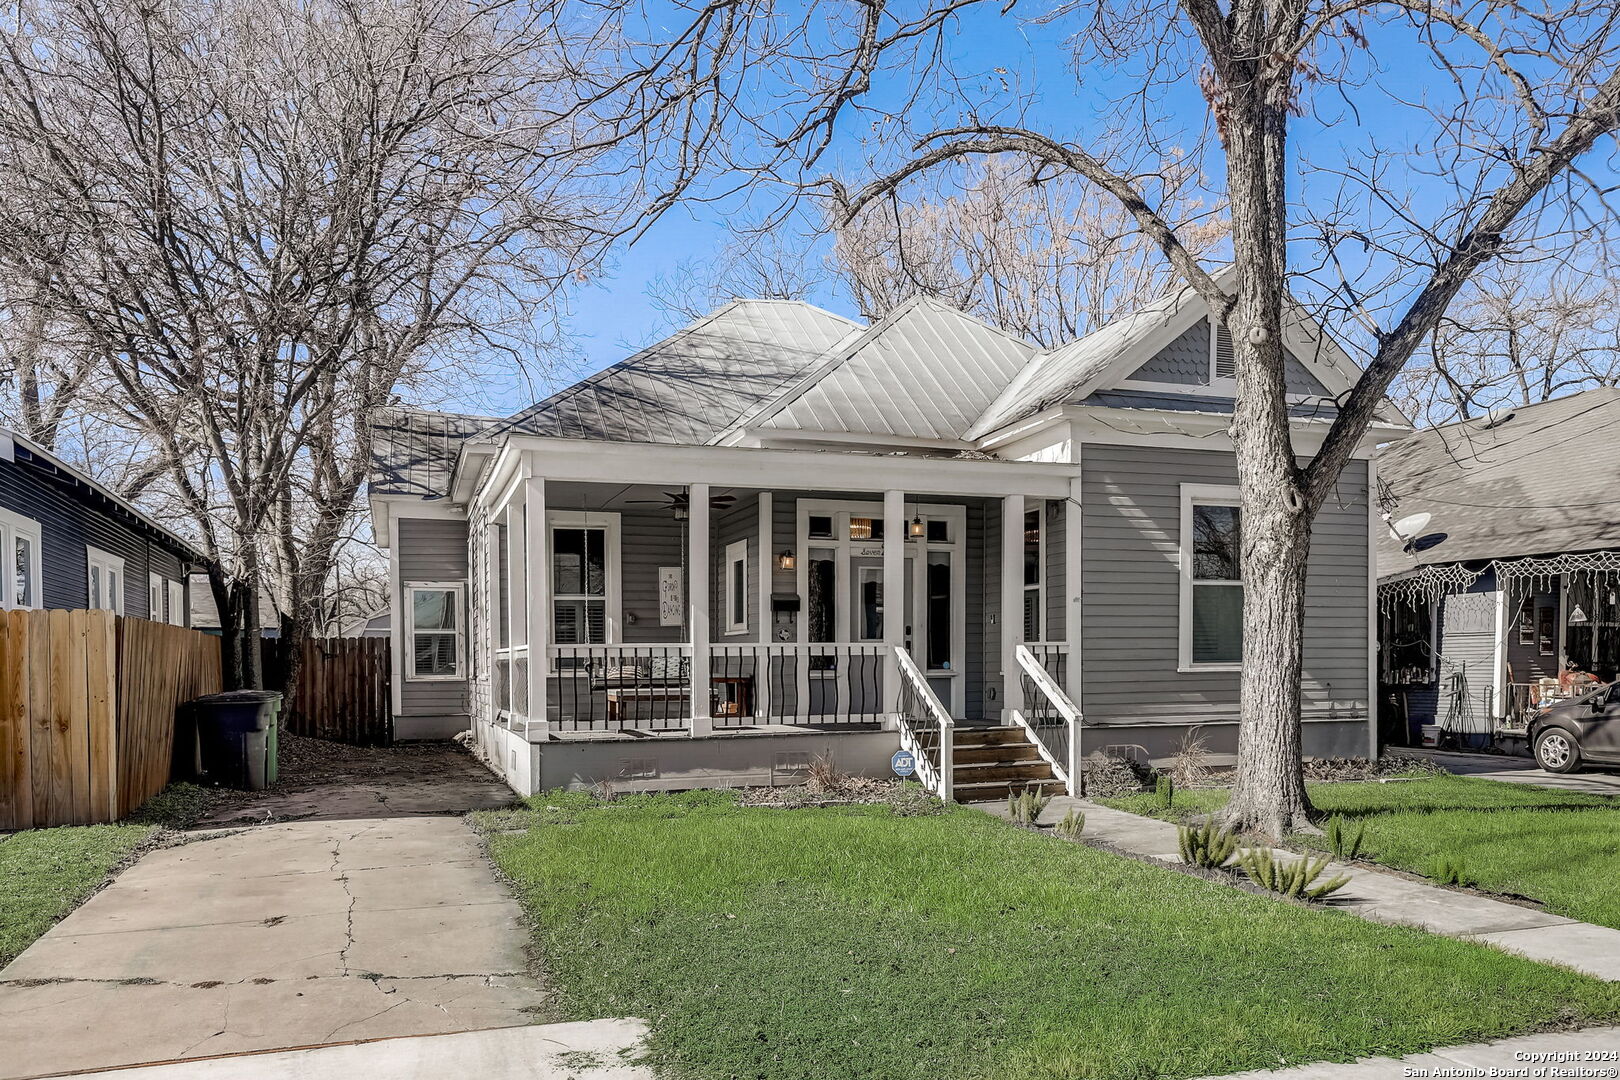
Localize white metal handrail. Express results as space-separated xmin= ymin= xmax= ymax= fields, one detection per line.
xmin=893 ymin=645 xmax=954 ymax=801
xmin=1015 ymin=643 xmax=1082 ymax=797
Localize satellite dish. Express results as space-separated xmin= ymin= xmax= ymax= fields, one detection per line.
xmin=1393 ymin=512 xmax=1432 ymax=541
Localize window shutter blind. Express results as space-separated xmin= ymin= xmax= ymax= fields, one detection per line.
xmin=1211 ymin=318 xmax=1236 ymax=380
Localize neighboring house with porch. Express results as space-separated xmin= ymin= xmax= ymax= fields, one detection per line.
xmin=370 ymin=276 xmax=1406 ymax=798
xmin=1376 ymin=387 xmax=1620 ymax=749
xmin=0 ymin=427 xmax=195 ymax=622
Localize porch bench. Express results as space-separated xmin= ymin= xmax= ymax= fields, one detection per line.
xmin=604 ymin=686 xmax=691 ymax=727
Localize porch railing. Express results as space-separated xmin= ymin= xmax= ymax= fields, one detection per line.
xmin=1014 ymin=643 xmax=1081 ymax=796
xmin=709 ymin=643 xmax=886 ymax=728
xmin=548 ymin=644 xmax=694 ymax=733
xmin=543 ymin=642 xmax=887 ymax=732
xmin=894 ymin=645 xmax=954 ymax=801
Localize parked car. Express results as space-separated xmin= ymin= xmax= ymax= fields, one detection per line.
xmin=1529 ymin=681 xmax=1620 ymax=772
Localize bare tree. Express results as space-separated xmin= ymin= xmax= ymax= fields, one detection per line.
xmin=0 ymin=0 xmax=619 ymax=688
xmin=834 ymin=155 xmax=1226 ymax=346
xmin=578 ymin=0 xmax=1620 ymax=834
xmin=1395 ymin=261 xmax=1620 ymax=425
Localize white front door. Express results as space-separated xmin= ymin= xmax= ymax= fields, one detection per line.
xmin=798 ymin=500 xmax=967 ymax=716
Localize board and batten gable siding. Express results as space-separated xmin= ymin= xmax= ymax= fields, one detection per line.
xmin=396 ymin=516 xmax=471 ymax=731
xmin=0 ymin=455 xmax=189 ymax=619
xmin=1079 ymin=445 xmax=1369 ymax=727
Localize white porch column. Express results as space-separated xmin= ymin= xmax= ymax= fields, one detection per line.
xmin=524 ymin=474 xmax=550 ymax=740
xmin=688 ymin=483 xmax=712 ymax=736
xmin=1064 ymin=472 xmax=1083 ymax=735
xmin=883 ymin=489 xmax=905 ymax=729
xmin=756 ymin=492 xmax=772 ymax=720
xmin=1001 ymin=494 xmax=1025 ymax=721
xmin=504 ymin=501 xmax=525 ymax=723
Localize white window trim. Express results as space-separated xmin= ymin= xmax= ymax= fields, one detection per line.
xmin=0 ymin=508 xmax=42 ymax=611
xmin=1178 ymin=483 xmax=1243 ymax=673
xmin=87 ymin=546 xmax=125 ymax=614
xmin=149 ymin=571 xmax=165 ymax=622
xmin=723 ymin=537 xmax=748 ymax=635
xmin=1023 ymin=500 xmax=1044 ymax=643
xmin=167 ymin=578 xmax=185 ymax=626
xmin=404 ymin=581 xmax=467 ymax=682
xmin=545 ymin=510 xmax=622 ymax=644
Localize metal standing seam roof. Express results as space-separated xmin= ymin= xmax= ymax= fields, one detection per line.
xmin=369 ymin=407 xmax=506 ymax=498
xmin=752 ymin=296 xmax=1038 ymax=442
xmin=1375 ymin=387 xmax=1620 ymax=576
xmin=486 ymin=300 xmax=861 ymax=446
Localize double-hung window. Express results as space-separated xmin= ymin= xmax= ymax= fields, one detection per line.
xmin=406 ymin=583 xmax=464 ymax=680
xmin=0 ymin=509 xmax=42 ymax=610
xmin=149 ymin=572 xmax=166 ymax=621
xmin=1180 ymin=485 xmax=1243 ymax=670
xmin=724 ymin=538 xmax=748 ymax=635
xmin=167 ymin=579 xmax=185 ymax=626
xmin=87 ymin=547 xmax=124 ymax=614
xmin=550 ymin=513 xmax=619 ymax=644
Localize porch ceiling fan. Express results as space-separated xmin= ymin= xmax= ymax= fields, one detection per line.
xmin=626 ymin=490 xmax=737 ymax=517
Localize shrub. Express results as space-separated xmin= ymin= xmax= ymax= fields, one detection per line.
xmin=1430 ymin=857 xmax=1476 ymax=887
xmin=1238 ymin=848 xmax=1351 ymax=901
xmin=1155 ymin=775 xmax=1175 ymax=811
xmin=1325 ymin=815 xmax=1366 ymax=861
xmin=1177 ymin=818 xmax=1238 ymax=869
xmin=1055 ymin=808 xmax=1085 ymax=839
xmin=1168 ymin=732 xmax=1213 ymax=789
xmin=1007 ymin=789 xmax=1052 ymax=827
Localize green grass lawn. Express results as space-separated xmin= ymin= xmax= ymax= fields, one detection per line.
xmin=0 ymin=823 xmax=155 ymax=967
xmin=480 ymin=790 xmax=1620 ymax=1080
xmin=1102 ymin=774 xmax=1620 ymax=930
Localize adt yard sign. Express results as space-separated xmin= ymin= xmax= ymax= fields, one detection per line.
xmin=891 ymin=749 xmax=916 ymax=777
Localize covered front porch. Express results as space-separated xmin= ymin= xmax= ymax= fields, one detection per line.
xmin=467 ymin=439 xmax=1082 ymax=795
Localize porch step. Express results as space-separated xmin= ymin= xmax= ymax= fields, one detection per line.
xmin=952 ymin=777 xmax=1068 ymax=803
xmin=953 ymin=761 xmax=1058 ymax=785
xmin=951 ymin=726 xmax=1032 ymax=747
xmin=952 ymin=743 xmax=1042 ymax=765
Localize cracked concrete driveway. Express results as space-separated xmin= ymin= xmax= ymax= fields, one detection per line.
xmin=0 ymin=762 xmax=563 ymax=1079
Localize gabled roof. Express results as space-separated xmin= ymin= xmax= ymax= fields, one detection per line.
xmin=370 ymin=407 xmax=505 ymax=498
xmin=1376 ymin=387 xmax=1620 ymax=576
xmin=750 ymin=296 xmax=1037 ymax=442
xmin=489 ymin=299 xmax=860 ymax=445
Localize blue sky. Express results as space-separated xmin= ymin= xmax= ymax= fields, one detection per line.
xmin=451 ymin=3 xmax=1617 ymax=418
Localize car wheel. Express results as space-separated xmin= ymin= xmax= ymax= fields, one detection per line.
xmin=1535 ymin=729 xmax=1581 ymax=774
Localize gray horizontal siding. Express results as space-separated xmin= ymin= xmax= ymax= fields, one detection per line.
xmin=397 ymin=516 xmax=470 ymax=719
xmin=1080 ymin=445 xmax=1369 ymax=727
xmin=0 ymin=455 xmax=191 ymax=619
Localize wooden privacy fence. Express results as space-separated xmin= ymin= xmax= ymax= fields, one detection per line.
xmin=0 ymin=610 xmax=222 ymax=830
xmin=285 ymin=637 xmax=391 ymax=747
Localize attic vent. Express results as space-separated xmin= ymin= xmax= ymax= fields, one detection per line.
xmin=1209 ymin=318 xmax=1236 ymax=381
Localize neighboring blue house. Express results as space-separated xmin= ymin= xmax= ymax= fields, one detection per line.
xmin=0 ymin=427 xmax=197 ymax=623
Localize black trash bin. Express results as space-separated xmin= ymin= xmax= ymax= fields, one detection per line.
xmin=192 ymin=691 xmax=282 ymax=791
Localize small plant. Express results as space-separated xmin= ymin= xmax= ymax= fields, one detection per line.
xmin=1177 ymin=818 xmax=1238 ymax=869
xmin=1325 ymin=816 xmax=1366 ymax=861
xmin=806 ymin=753 xmax=847 ymax=795
xmin=1054 ymin=808 xmax=1085 ymax=839
xmin=1237 ymin=848 xmax=1351 ymax=900
xmin=1155 ymin=775 xmax=1175 ymax=811
xmin=1006 ymin=788 xmax=1052 ymax=827
xmin=1430 ymin=857 xmax=1475 ymax=887
xmin=1168 ymin=732 xmax=1212 ymax=790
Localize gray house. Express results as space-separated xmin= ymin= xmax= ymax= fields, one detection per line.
xmin=0 ymin=427 xmax=195 ymax=623
xmin=370 ymin=276 xmax=1406 ymax=798
xmin=1376 ymin=388 xmax=1620 ymax=748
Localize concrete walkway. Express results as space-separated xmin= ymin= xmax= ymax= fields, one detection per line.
xmin=0 ymin=814 xmax=554 ymax=1079
xmin=985 ymin=796 xmax=1620 ymax=982
xmin=1391 ymin=747 xmax=1620 ymax=795
xmin=26 ymin=1021 xmax=653 ymax=1080
xmin=1199 ymin=1024 xmax=1620 ymax=1078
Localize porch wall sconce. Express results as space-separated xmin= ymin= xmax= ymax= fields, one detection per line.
xmin=907 ymin=516 xmax=926 ymax=539
xmin=777 ymin=550 xmax=797 ymax=571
